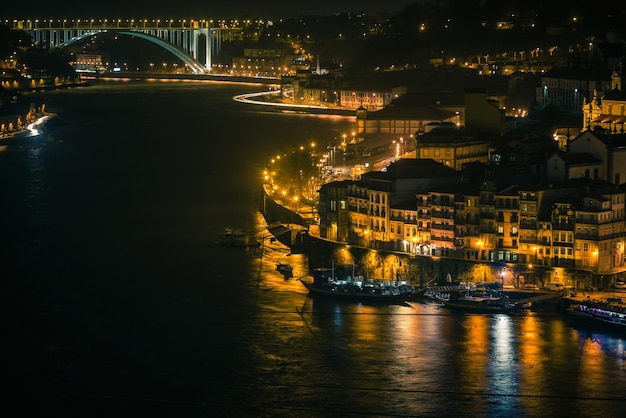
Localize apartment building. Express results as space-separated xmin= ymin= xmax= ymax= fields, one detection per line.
xmin=416 ymin=128 xmax=490 ymax=170
xmin=319 ymin=159 xmax=460 ymax=248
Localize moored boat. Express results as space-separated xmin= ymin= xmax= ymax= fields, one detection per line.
xmin=276 ymin=263 xmax=293 ymax=275
xmin=300 ymin=264 xmax=416 ymax=303
xmin=563 ymin=298 xmax=626 ymax=335
xmin=439 ymin=290 xmax=519 ymax=313
xmin=221 ymin=227 xmax=251 ymax=247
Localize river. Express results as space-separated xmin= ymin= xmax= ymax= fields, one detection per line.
xmin=1 ymin=79 xmax=625 ymax=417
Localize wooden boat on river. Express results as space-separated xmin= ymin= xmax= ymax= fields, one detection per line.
xmin=221 ymin=227 xmax=254 ymax=247
xmin=439 ymin=290 xmax=519 ymax=313
xmin=276 ymin=263 xmax=293 ymax=275
xmin=300 ymin=264 xmax=416 ymax=303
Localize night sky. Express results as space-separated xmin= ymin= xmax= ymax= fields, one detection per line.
xmin=2 ymin=1 xmax=417 ymax=20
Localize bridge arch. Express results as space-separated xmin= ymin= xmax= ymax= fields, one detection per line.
xmin=58 ymin=30 xmax=207 ymax=74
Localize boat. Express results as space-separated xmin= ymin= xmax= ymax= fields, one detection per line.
xmin=300 ymin=264 xmax=416 ymax=303
xmin=276 ymin=263 xmax=293 ymax=275
xmin=563 ymin=298 xmax=626 ymax=335
xmin=439 ymin=290 xmax=519 ymax=313
xmin=221 ymin=227 xmax=250 ymax=247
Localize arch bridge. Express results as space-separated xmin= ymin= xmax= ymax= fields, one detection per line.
xmin=10 ymin=19 xmax=242 ymax=74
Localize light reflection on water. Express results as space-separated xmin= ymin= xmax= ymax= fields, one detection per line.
xmin=249 ymin=273 xmax=626 ymax=416
xmin=243 ymin=208 xmax=626 ymax=416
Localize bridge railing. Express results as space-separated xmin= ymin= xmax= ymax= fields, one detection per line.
xmin=4 ymin=19 xmax=244 ymax=31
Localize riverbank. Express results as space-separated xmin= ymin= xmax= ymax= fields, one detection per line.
xmin=0 ymin=112 xmax=59 ymax=142
xmin=87 ymin=72 xmax=280 ymax=85
xmin=23 ymin=80 xmax=92 ymax=93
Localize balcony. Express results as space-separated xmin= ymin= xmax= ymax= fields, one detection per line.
xmin=431 ymin=210 xmax=455 ymax=219
xmin=519 ymin=193 xmax=538 ymax=201
xmin=431 ymin=236 xmax=455 ymax=242
xmin=552 ymin=221 xmax=575 ymax=230
xmin=553 ymin=258 xmax=576 ymax=268
xmin=495 ymin=201 xmax=519 ymax=210
xmin=431 ymin=224 xmax=455 ymax=231
xmin=520 ymin=220 xmax=536 ymax=229
xmin=575 ymin=232 xmax=598 ymax=240
xmin=464 ymin=227 xmax=480 ymax=237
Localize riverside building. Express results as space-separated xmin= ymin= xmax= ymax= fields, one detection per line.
xmin=318 ymin=156 xmax=626 ymax=288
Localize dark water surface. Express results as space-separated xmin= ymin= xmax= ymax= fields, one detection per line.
xmin=2 ymin=80 xmax=626 ymax=417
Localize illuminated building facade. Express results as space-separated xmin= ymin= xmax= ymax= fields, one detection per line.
xmin=582 ymin=69 xmax=625 ymax=132
xmin=317 ymin=160 xmax=626 ymax=287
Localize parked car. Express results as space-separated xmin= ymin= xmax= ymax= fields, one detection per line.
xmin=523 ymin=284 xmax=539 ymax=290
xmin=545 ymin=282 xmax=565 ymax=291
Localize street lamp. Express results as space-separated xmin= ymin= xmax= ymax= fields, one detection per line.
xmin=592 ymin=249 xmax=599 ymax=288
xmin=501 ymin=268 xmax=506 ymax=290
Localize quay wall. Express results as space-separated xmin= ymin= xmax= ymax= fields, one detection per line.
xmin=305 ymin=233 xmax=597 ymax=289
xmin=260 ymin=187 xmax=305 ymax=227
xmin=307 ymin=236 xmax=512 ymax=286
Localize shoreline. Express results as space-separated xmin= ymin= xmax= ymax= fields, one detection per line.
xmin=233 ymin=91 xmax=356 ymax=116
xmin=85 ymin=72 xmax=280 ymax=85
xmin=0 ymin=113 xmax=58 ymax=142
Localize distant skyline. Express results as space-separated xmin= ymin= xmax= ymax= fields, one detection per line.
xmin=2 ymin=1 xmax=418 ymax=20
